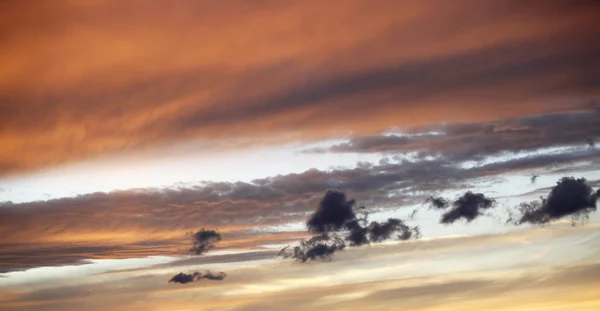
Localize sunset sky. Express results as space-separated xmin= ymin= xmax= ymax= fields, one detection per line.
xmin=1 ymin=1 xmax=600 ymax=310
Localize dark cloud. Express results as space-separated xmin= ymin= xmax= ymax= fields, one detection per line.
xmin=279 ymin=190 xmax=420 ymax=262
xmin=344 ymin=219 xmax=370 ymax=247
xmin=431 ymin=191 xmax=497 ymax=224
xmin=306 ymin=190 xmax=358 ymax=234
xmin=510 ymin=177 xmax=599 ymax=226
xmin=368 ymin=218 xmax=420 ymax=242
xmin=187 ymin=229 xmax=221 ymax=255
xmin=277 ymin=233 xmax=347 ymax=263
xmin=168 ymin=270 xmax=227 ymax=284
xmin=425 ymin=196 xmax=449 ymax=210
xmin=530 ymin=174 xmax=540 ymax=184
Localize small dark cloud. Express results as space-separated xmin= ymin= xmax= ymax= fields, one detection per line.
xmin=168 ymin=270 xmax=227 ymax=284
xmin=586 ymin=137 xmax=596 ymax=148
xmin=531 ymin=174 xmax=539 ymax=184
xmin=188 ymin=229 xmax=222 ymax=255
xmin=425 ymin=196 xmax=449 ymax=209
xmin=277 ymin=233 xmax=346 ymax=263
xmin=431 ymin=191 xmax=497 ymax=224
xmin=368 ymin=218 xmax=420 ymax=242
xmin=510 ymin=177 xmax=599 ymax=226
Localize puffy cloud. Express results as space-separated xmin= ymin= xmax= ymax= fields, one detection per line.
xmin=279 ymin=190 xmax=420 ymax=262
xmin=306 ymin=190 xmax=358 ymax=234
xmin=510 ymin=177 xmax=599 ymax=225
xmin=430 ymin=191 xmax=497 ymax=224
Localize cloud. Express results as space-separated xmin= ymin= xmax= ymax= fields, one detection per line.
xmin=510 ymin=176 xmax=599 ymax=225
xmin=187 ymin=229 xmax=221 ymax=255
xmin=368 ymin=218 xmax=420 ymax=242
xmin=1 ymin=143 xmax=599 ymax=270
xmin=279 ymin=190 xmax=420 ymax=262
xmin=306 ymin=190 xmax=359 ymax=234
xmin=2 ymin=120 xmax=600 ymax=271
xmin=1 ymin=0 xmax=600 ymax=175
xmin=306 ymin=109 xmax=600 ymax=164
xmin=431 ymin=191 xmax=497 ymax=224
xmin=168 ymin=270 xmax=227 ymax=284
xmin=425 ymin=196 xmax=449 ymax=210
xmin=277 ymin=233 xmax=347 ymax=263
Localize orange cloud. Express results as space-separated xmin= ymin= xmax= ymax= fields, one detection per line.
xmin=1 ymin=0 xmax=599 ymax=175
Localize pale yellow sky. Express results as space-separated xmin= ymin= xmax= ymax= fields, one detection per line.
xmin=2 ymin=223 xmax=599 ymax=311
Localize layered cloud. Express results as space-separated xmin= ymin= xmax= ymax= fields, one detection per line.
xmin=2 ymin=127 xmax=599 ymax=272
xmin=1 ymin=0 xmax=599 ymax=175
xmin=306 ymin=108 xmax=600 ymax=160
xmin=2 ymin=224 xmax=600 ymax=311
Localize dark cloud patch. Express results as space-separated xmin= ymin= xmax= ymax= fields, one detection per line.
xmin=530 ymin=174 xmax=540 ymax=184
xmin=277 ymin=233 xmax=346 ymax=263
xmin=187 ymin=229 xmax=221 ymax=255
xmin=168 ymin=270 xmax=227 ymax=284
xmin=279 ymin=190 xmax=420 ymax=262
xmin=368 ymin=218 xmax=420 ymax=242
xmin=429 ymin=191 xmax=497 ymax=224
xmin=425 ymin=196 xmax=449 ymax=210
xmin=510 ymin=177 xmax=599 ymax=226
xmin=345 ymin=219 xmax=369 ymax=247
xmin=306 ymin=190 xmax=357 ymax=234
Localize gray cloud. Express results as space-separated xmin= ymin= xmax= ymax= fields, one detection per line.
xmin=1 ymin=137 xmax=599 ymax=271
xmin=306 ymin=109 xmax=600 ymax=164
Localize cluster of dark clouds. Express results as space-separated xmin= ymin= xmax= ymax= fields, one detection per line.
xmin=277 ymin=175 xmax=600 ymax=264
xmin=278 ymin=190 xmax=420 ymax=263
xmin=168 ymin=228 xmax=226 ymax=285
xmin=421 ymin=177 xmax=599 ymax=227
xmin=168 ymin=270 xmax=227 ymax=284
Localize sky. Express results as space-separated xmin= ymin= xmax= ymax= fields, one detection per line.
xmin=1 ymin=0 xmax=600 ymax=310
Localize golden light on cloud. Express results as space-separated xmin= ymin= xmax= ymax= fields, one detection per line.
xmin=1 ymin=0 xmax=599 ymax=175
